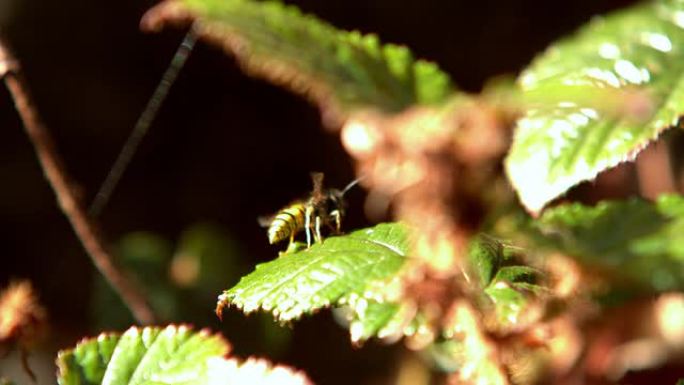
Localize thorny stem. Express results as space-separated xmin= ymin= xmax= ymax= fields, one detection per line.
xmin=0 ymin=39 xmax=156 ymax=325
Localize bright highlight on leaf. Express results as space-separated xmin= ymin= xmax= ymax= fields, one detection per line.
xmin=143 ymin=0 xmax=454 ymax=127
xmin=217 ymin=223 xmax=410 ymax=323
xmin=56 ymin=325 xmax=312 ymax=385
xmin=506 ymin=0 xmax=684 ymax=212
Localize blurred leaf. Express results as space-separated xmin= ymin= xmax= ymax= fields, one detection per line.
xmin=172 ymin=223 xmax=242 ymax=293
xmin=57 ymin=325 xmax=312 ymax=385
xmin=347 ymin=300 xmax=399 ymax=343
xmin=213 ymin=357 xmax=312 ymax=385
xmin=467 ymin=236 xmax=546 ymax=330
xmin=218 ymin=223 xmax=409 ymax=322
xmin=426 ymin=339 xmax=464 ymax=373
xmin=94 ymin=225 xmax=242 ymax=329
xmin=443 ymin=303 xmax=509 ymax=385
xmin=491 ymin=265 xmax=541 ymax=286
xmin=506 ymin=0 xmax=684 ymax=212
xmin=143 ymin=0 xmax=453 ymax=125
xmin=92 ymin=232 xmax=178 ymax=329
xmin=467 ymin=235 xmax=504 ymax=287
xmin=535 ymin=195 xmax=684 ymax=291
xmin=486 ymin=268 xmax=545 ymax=330
xmin=117 ymin=232 xmax=174 ymax=276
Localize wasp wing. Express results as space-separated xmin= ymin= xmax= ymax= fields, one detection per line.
xmin=257 ymin=214 xmax=276 ymax=228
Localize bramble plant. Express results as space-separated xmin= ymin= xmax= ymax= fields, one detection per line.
xmin=1 ymin=0 xmax=684 ymax=384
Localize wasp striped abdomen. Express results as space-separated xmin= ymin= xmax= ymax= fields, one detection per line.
xmin=267 ymin=203 xmax=306 ymax=244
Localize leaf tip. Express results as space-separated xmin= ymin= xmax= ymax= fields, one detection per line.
xmin=141 ymin=0 xmax=194 ymax=33
xmin=216 ymin=292 xmax=230 ymax=321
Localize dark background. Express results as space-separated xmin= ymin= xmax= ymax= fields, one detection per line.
xmin=0 ymin=0 xmax=638 ymax=384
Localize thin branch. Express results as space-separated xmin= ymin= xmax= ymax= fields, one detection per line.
xmin=20 ymin=348 xmax=37 ymax=383
xmin=0 ymin=39 xmax=156 ymax=325
xmin=89 ymin=29 xmax=196 ymax=217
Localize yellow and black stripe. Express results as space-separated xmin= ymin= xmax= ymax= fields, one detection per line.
xmin=267 ymin=202 xmax=307 ymax=244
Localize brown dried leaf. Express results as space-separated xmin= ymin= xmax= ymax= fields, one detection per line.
xmin=0 ymin=280 xmax=46 ymax=347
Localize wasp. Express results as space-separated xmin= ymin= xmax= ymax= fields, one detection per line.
xmin=260 ymin=172 xmax=361 ymax=252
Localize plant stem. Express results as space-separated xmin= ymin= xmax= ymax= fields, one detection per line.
xmin=0 ymin=39 xmax=155 ymax=325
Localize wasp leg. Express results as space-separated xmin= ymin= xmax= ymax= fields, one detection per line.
xmin=314 ymin=215 xmax=322 ymax=243
xmin=304 ymin=205 xmax=314 ymax=248
xmin=282 ymin=232 xmax=296 ymax=254
xmin=330 ymin=209 xmax=342 ymax=234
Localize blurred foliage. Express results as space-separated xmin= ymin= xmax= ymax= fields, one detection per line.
xmin=467 ymin=236 xmax=546 ymax=331
xmin=136 ymin=0 xmax=684 ymax=383
xmin=0 ymin=0 xmax=681 ymax=382
xmin=507 ymin=0 xmax=684 ymax=212
xmin=91 ymin=223 xmax=291 ymax=356
xmin=535 ymin=195 xmax=684 ymax=292
xmin=493 ymin=195 xmax=684 ymax=293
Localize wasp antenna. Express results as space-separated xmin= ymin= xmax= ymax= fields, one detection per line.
xmin=341 ymin=175 xmax=365 ymax=196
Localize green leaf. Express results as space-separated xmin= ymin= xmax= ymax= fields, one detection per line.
xmin=347 ymin=300 xmax=400 ymax=343
xmin=57 ymin=326 xmax=313 ymax=385
xmin=484 ymin=266 xmax=545 ymax=330
xmin=143 ymin=0 xmax=453 ymax=125
xmin=491 ymin=265 xmax=541 ymax=286
xmin=57 ymin=325 xmax=229 ymax=385
xmin=466 ymin=236 xmax=546 ymax=330
xmin=535 ymin=195 xmax=684 ymax=291
xmin=218 ymin=223 xmax=410 ymax=322
xmin=506 ymin=0 xmax=684 ymax=212
xmin=467 ymin=235 xmax=504 ymax=287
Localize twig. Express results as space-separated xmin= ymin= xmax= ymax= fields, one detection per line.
xmin=0 ymin=39 xmax=156 ymax=325
xmin=20 ymin=348 xmax=36 ymax=383
xmin=89 ymin=29 xmax=196 ymax=217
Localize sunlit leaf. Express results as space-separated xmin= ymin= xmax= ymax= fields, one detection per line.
xmin=216 ymin=357 xmax=312 ymax=385
xmin=56 ymin=325 xmax=312 ymax=385
xmin=57 ymin=325 xmax=229 ymax=385
xmin=218 ymin=223 xmax=409 ymax=322
xmin=142 ymin=0 xmax=453 ymax=126
xmin=506 ymin=0 xmax=684 ymax=212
